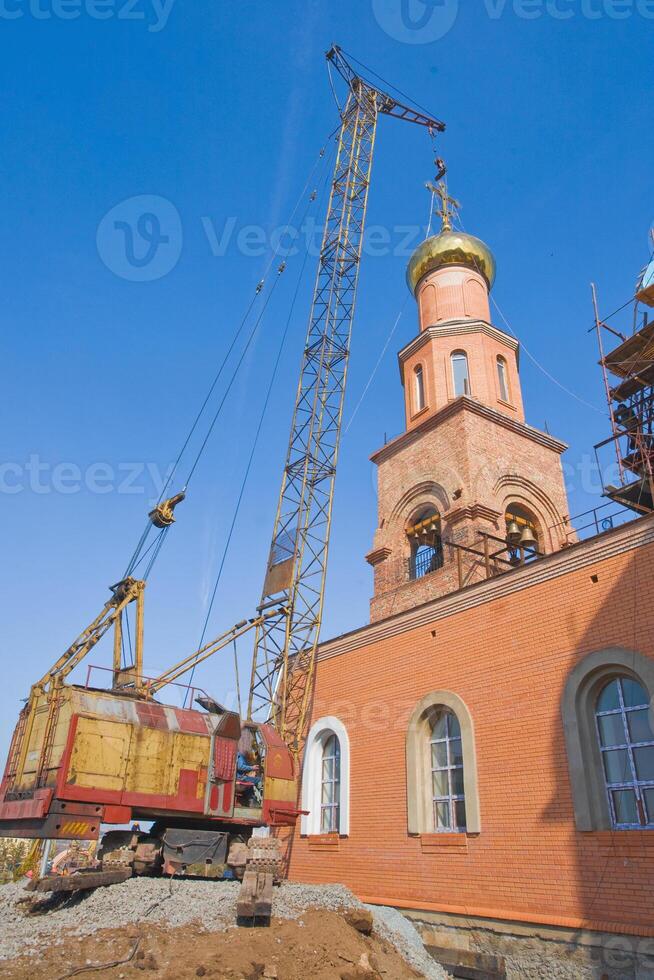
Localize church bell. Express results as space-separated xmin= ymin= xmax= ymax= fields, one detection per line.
xmin=519 ymin=524 xmax=538 ymax=551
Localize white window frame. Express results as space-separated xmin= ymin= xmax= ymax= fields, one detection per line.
xmin=595 ymin=677 xmax=654 ymax=829
xmin=301 ymin=716 xmax=350 ymax=836
xmin=430 ymin=709 xmax=466 ymax=832
xmin=451 ymin=350 xmax=470 ymax=397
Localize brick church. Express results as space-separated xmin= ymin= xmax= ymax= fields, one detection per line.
xmin=287 ymin=215 xmax=654 ymax=964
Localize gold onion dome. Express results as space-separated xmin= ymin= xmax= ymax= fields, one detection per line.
xmin=406 ymin=229 xmax=497 ymax=296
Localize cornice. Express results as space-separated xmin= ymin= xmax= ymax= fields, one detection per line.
xmin=365 ymin=547 xmax=392 ymax=567
xmin=398 ymin=320 xmax=519 ymax=379
xmin=445 ymin=503 xmax=502 ymax=526
xmin=370 ymin=396 xmax=568 ymax=465
xmin=316 ymin=513 xmax=654 ymax=664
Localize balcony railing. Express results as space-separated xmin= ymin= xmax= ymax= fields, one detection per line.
xmin=550 ymin=501 xmax=637 ymax=545
xmin=409 ymin=543 xmax=444 ymax=581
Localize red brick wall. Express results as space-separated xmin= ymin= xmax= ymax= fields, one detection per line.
xmin=368 ymin=400 xmax=572 ymax=621
xmin=288 ymin=528 xmax=654 ymax=935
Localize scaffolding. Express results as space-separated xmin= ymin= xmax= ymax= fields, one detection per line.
xmin=593 ymin=265 xmax=654 ymax=514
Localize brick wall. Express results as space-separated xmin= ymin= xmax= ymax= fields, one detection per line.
xmin=288 ymin=519 xmax=654 ymax=935
xmin=367 ymin=398 xmax=572 ymax=621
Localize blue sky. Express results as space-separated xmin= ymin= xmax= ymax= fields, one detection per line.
xmin=1 ymin=0 xmax=651 ymax=748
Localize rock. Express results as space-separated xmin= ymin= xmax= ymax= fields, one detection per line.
xmin=262 ymin=967 xmax=278 ymax=978
xmin=196 ymin=967 xmax=207 ymax=977
xmin=344 ymin=909 xmax=374 ymax=935
xmin=340 ymin=968 xmax=380 ymax=980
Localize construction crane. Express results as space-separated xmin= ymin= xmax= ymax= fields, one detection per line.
xmin=248 ymin=45 xmax=445 ymax=751
xmin=0 ymin=47 xmax=445 ymax=919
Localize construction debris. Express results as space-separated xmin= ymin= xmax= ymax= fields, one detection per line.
xmin=0 ymin=879 xmax=448 ymax=979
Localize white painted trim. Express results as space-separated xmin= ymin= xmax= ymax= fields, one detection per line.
xmin=300 ymin=716 xmax=350 ymax=836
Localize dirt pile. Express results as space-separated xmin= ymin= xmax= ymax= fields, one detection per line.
xmin=0 ymin=880 xmax=449 ymax=979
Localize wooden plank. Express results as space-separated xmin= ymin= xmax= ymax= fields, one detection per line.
xmin=33 ymin=870 xmax=131 ymax=894
xmin=237 ymin=870 xmax=273 ymax=921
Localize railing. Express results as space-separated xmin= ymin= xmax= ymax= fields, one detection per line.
xmin=84 ymin=664 xmax=211 ymax=709
xmin=550 ymin=501 xmax=636 ymax=545
xmin=408 ymin=543 xmax=444 ymax=581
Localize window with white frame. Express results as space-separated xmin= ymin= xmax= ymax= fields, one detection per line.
xmin=451 ymin=351 xmax=470 ymax=397
xmin=430 ymin=709 xmax=466 ymax=832
xmin=301 ymin=717 xmax=350 ymax=836
xmin=320 ymin=734 xmax=341 ymax=833
xmin=595 ymin=676 xmax=654 ymax=828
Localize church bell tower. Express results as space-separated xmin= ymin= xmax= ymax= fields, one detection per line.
xmin=366 ymin=181 xmax=573 ymax=622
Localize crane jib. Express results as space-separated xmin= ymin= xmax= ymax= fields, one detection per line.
xmin=247 ymin=58 xmax=445 ymax=753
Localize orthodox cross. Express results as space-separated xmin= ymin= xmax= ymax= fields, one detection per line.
xmin=426 ymin=165 xmax=460 ymax=233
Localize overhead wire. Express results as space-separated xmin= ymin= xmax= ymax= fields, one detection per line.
xmin=327 ymin=58 xmax=342 ymax=115
xmin=121 ymin=136 xmax=336 ymax=582
xmin=451 ymin=211 xmax=608 ymax=416
xmin=344 ymin=299 xmax=410 ymax=435
xmin=339 ymin=46 xmax=442 ymax=123
xmin=182 ymin=153 xmax=333 ymax=704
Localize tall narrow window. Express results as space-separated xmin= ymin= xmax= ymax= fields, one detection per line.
xmin=595 ymin=677 xmax=654 ymax=828
xmin=431 ymin=709 xmax=466 ymax=832
xmin=451 ymin=351 xmax=470 ymax=397
xmin=320 ymin=734 xmax=341 ymax=833
xmin=414 ymin=364 xmax=426 ymax=413
xmin=497 ymin=356 xmax=510 ymax=402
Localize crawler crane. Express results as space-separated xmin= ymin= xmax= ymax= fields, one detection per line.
xmin=0 ymin=47 xmax=445 ymax=918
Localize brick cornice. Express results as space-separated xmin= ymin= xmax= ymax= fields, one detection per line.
xmin=397 ymin=320 xmax=519 ymax=380
xmin=316 ymin=513 xmax=654 ymax=663
xmin=365 ymin=547 xmax=392 ymax=567
xmin=445 ymin=503 xmax=502 ymax=526
xmin=370 ymin=396 xmax=568 ymax=465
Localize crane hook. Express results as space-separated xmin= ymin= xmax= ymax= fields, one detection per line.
xmin=149 ymin=491 xmax=186 ymax=529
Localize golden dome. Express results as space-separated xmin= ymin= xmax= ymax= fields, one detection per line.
xmin=406 ymin=230 xmax=496 ymax=295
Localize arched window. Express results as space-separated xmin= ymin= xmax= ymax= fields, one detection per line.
xmin=431 ymin=709 xmax=466 ymax=832
xmin=406 ymin=507 xmax=443 ymax=581
xmin=406 ymin=691 xmax=481 ymax=835
xmin=497 ymin=356 xmax=510 ymax=402
xmin=451 ymin=351 xmax=470 ymax=397
xmin=414 ymin=364 xmax=426 ymax=413
xmin=595 ymin=677 xmax=654 ymax=828
xmin=562 ymin=648 xmax=654 ymax=831
xmin=301 ymin=716 xmax=350 ymax=836
xmin=320 ymin=734 xmax=341 ymax=833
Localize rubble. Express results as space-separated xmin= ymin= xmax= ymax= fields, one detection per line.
xmin=0 ymin=878 xmax=449 ymax=978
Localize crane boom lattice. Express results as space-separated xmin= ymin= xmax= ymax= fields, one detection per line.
xmin=247 ymin=81 xmax=379 ymax=748
xmin=247 ymin=51 xmax=445 ymax=753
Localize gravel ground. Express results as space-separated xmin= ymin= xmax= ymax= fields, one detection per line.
xmin=0 ymin=878 xmax=448 ymax=977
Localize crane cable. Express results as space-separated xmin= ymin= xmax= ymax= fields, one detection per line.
xmin=181 ymin=163 xmax=331 ymax=704
xmin=122 ymin=136 xmax=335 ymax=581
xmin=338 ymin=46 xmax=441 ymax=123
